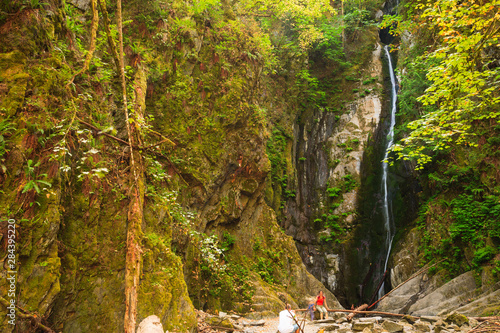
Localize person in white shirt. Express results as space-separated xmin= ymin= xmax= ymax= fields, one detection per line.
xmin=278 ymin=304 xmax=299 ymax=333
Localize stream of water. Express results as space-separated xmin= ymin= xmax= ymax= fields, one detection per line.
xmin=378 ymin=45 xmax=398 ymax=299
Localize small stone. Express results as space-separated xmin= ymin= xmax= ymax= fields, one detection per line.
xmin=445 ymin=312 xmax=469 ymax=327
xmin=362 ymin=327 xmax=373 ymax=333
xmin=358 ymin=317 xmax=382 ymax=323
xmin=352 ymin=322 xmax=374 ymax=331
xmin=206 ymin=317 xmax=235 ymax=329
xmin=413 ymin=322 xmax=430 ymax=332
xmin=434 ymin=328 xmax=450 ymax=333
xmin=435 ymin=319 xmax=445 ymax=327
xmin=250 ymin=320 xmax=265 ymax=326
xmin=320 ymin=323 xmax=340 ymax=331
xmin=332 ymin=312 xmax=347 ymax=320
xmin=219 ymin=311 xmax=227 ymax=318
xmin=336 ymin=317 xmax=348 ymax=324
xmin=381 ymin=320 xmax=404 ymax=332
xmin=403 ymin=315 xmax=417 ymax=324
xmin=338 ymin=328 xmax=352 ymax=333
xmin=136 ymin=315 xmax=163 ymax=333
xmin=229 ymin=314 xmax=241 ymax=320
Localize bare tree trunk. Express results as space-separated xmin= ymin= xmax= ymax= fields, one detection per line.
xmin=115 ymin=0 xmax=143 ymax=332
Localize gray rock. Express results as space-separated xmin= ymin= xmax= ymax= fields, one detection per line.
xmin=250 ymin=320 xmax=265 ymax=326
xmin=229 ymin=314 xmax=241 ymax=320
xmin=67 ymin=0 xmax=90 ymax=11
xmin=338 ymin=328 xmax=352 ymax=333
xmin=332 ymin=312 xmax=347 ymax=320
xmin=452 ymin=284 xmax=500 ymax=316
xmin=320 ymin=323 xmax=340 ymax=331
xmin=434 ymin=319 xmax=445 ymax=327
xmin=409 ymin=272 xmax=478 ymax=316
xmin=136 ymin=315 xmax=163 ymax=333
xmin=352 ymin=322 xmax=374 ymax=331
xmin=402 ymin=315 xmax=418 ymax=324
xmin=358 ymin=317 xmax=382 ymax=323
xmin=446 ymin=324 xmax=460 ymax=331
xmin=413 ymin=322 xmax=430 ymax=332
xmin=336 ymin=317 xmax=348 ymax=324
xmin=381 ymin=320 xmax=404 ymax=332
xmin=219 ymin=311 xmax=227 ymax=318
xmin=434 ymin=327 xmax=450 ymax=333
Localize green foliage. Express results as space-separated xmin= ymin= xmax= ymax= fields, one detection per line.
xmin=326 ymin=187 xmax=341 ymax=198
xmin=472 ymin=246 xmax=497 ymax=268
xmin=0 ymin=116 xmax=14 ymax=173
xmin=450 ymin=194 xmax=500 ymax=243
xmin=220 ymin=232 xmax=236 ymax=252
xmin=343 ymin=8 xmax=374 ymax=40
xmin=391 ymin=0 xmax=500 ymax=169
xmin=254 ymin=257 xmax=274 ymax=284
xmin=22 ymin=160 xmax=52 ymax=194
xmin=296 ymin=69 xmax=326 ymax=107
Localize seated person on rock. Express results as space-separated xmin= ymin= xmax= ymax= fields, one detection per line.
xmin=315 ymin=290 xmax=329 ymax=320
xmin=278 ymin=304 xmax=299 ymax=333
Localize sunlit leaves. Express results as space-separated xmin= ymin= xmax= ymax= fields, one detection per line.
xmin=392 ymin=0 xmax=500 ymax=169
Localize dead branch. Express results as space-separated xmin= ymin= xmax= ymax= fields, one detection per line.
xmin=470 ymin=317 xmax=500 ymax=322
xmin=140 ymin=138 xmax=176 ymax=149
xmin=0 ymin=296 xmax=55 ymax=332
xmin=97 ymin=0 xmax=120 ymax=70
xmin=78 ymin=119 xmax=130 ymax=146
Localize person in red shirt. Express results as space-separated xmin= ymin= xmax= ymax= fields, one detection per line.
xmin=315 ymin=290 xmax=329 ymax=320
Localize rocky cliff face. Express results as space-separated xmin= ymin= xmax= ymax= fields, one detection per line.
xmin=0 ymin=0 xmax=345 ymax=332
xmin=280 ymin=27 xmax=393 ymax=306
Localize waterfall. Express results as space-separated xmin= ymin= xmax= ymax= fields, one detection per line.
xmin=378 ymin=45 xmax=397 ymax=299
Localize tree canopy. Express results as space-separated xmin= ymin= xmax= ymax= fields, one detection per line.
xmin=389 ymin=0 xmax=500 ymax=169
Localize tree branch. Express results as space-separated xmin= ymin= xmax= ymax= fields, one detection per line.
xmin=0 ymin=296 xmax=55 ymax=332
xmin=66 ymin=0 xmax=99 ymax=87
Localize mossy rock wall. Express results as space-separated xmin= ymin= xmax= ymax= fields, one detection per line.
xmin=0 ymin=0 xmax=344 ymax=331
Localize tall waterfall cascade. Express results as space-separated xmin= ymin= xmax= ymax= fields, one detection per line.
xmin=378 ymin=45 xmax=398 ymax=299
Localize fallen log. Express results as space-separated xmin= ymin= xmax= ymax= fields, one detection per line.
xmin=470 ymin=317 xmax=500 ymax=322
xmin=347 ymin=304 xmax=369 ymax=321
xmin=327 ymin=308 xmax=407 ymax=318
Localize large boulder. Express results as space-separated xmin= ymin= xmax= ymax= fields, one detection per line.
xmin=379 ymin=270 xmax=500 ymax=317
